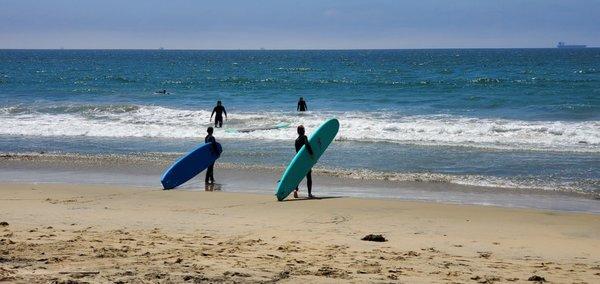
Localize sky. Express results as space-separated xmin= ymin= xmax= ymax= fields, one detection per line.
xmin=0 ymin=0 xmax=599 ymax=49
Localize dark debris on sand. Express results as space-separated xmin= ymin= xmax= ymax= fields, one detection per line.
xmin=361 ymin=234 xmax=387 ymax=242
xmin=0 ymin=222 xmax=8 ymax=227
xmin=528 ymin=275 xmax=546 ymax=282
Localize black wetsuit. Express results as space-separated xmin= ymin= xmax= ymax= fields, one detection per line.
xmin=295 ymin=135 xmax=313 ymax=195
xmin=205 ymin=134 xmax=218 ymax=183
xmin=297 ymin=100 xmax=307 ymax=111
xmin=211 ymin=105 xmax=227 ymax=128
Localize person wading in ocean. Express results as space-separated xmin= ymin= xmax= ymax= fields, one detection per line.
xmin=210 ymin=100 xmax=227 ymax=128
xmin=297 ymin=97 xmax=307 ymax=112
xmin=293 ymin=125 xmax=315 ymax=198
xmin=204 ymin=127 xmax=219 ymax=184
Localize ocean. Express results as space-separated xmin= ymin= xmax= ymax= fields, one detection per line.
xmin=0 ymin=49 xmax=599 ymax=198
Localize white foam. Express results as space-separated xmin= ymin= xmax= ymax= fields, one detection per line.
xmin=1 ymin=105 xmax=598 ymax=152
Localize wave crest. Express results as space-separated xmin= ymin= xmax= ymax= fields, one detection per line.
xmin=0 ymin=105 xmax=598 ymax=152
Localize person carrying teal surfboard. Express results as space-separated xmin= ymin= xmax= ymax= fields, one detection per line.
xmin=275 ymin=118 xmax=339 ymax=201
xmin=293 ymin=125 xmax=314 ymax=198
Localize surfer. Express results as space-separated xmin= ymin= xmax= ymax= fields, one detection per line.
xmin=293 ymin=125 xmax=314 ymax=198
xmin=210 ymin=100 xmax=227 ymax=128
xmin=205 ymin=127 xmax=219 ymax=184
xmin=297 ymin=97 xmax=307 ymax=112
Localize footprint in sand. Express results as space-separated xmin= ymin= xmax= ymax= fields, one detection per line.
xmin=277 ymin=242 xmax=302 ymax=253
xmin=304 ymin=215 xmax=348 ymax=225
xmin=350 ymin=259 xmax=382 ymax=274
xmin=315 ymin=266 xmax=351 ymax=279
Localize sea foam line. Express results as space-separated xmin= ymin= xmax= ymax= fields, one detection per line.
xmin=0 ymin=104 xmax=599 ymax=152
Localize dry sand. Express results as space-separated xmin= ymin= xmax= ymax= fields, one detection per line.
xmin=0 ymin=182 xmax=599 ymax=283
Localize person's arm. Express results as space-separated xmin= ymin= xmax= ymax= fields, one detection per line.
xmin=304 ymin=101 xmax=307 ymax=111
xmin=223 ymin=107 xmax=227 ymax=120
xmin=210 ymin=107 xmax=215 ymax=121
xmin=297 ymin=101 xmax=300 ymax=111
xmin=210 ymin=137 xmax=219 ymax=154
xmin=304 ymin=136 xmax=314 ymax=155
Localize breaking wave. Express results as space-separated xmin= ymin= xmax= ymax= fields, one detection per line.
xmin=0 ymin=104 xmax=599 ymax=152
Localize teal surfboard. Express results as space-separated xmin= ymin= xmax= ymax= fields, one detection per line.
xmin=275 ymin=119 xmax=340 ymax=201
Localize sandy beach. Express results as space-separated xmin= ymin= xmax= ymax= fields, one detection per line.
xmin=1 ymin=182 xmax=599 ymax=283
xmin=2 ymin=1 xmax=600 ymax=283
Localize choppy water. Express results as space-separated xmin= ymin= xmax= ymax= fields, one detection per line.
xmin=0 ymin=49 xmax=599 ymax=195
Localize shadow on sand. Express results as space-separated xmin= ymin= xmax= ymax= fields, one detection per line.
xmin=204 ymin=183 xmax=223 ymax=191
xmin=281 ymin=196 xmax=343 ymax=202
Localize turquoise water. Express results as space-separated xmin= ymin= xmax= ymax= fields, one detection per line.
xmin=0 ymin=49 xmax=599 ymax=195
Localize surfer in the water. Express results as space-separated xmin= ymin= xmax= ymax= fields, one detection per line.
xmin=205 ymin=127 xmax=218 ymax=184
xmin=210 ymin=101 xmax=227 ymax=128
xmin=293 ymin=125 xmax=314 ymax=198
xmin=297 ymin=97 xmax=307 ymax=112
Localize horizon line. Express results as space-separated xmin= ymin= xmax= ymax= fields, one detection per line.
xmin=1 ymin=46 xmax=597 ymax=51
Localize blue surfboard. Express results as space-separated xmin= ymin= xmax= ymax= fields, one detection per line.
xmin=161 ymin=142 xmax=222 ymax=190
xmin=275 ymin=119 xmax=339 ymax=201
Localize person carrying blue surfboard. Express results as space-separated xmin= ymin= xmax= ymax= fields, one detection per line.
xmin=293 ymin=125 xmax=314 ymax=198
xmin=205 ymin=127 xmax=219 ymax=184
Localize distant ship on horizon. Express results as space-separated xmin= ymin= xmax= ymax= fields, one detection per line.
xmin=557 ymin=42 xmax=586 ymax=49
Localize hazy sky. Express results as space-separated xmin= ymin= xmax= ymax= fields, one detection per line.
xmin=1 ymin=0 xmax=599 ymax=49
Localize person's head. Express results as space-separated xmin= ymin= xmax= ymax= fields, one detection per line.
xmin=299 ymin=97 xmax=304 ymax=101
xmin=297 ymin=125 xmax=305 ymax=136
xmin=217 ymin=100 xmax=222 ymax=106
xmin=207 ymin=127 xmax=214 ymax=134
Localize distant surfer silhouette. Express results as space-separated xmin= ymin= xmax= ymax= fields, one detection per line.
xmin=297 ymin=97 xmax=307 ymax=112
xmin=293 ymin=125 xmax=314 ymax=198
xmin=205 ymin=127 xmax=219 ymax=184
xmin=210 ymin=101 xmax=227 ymax=128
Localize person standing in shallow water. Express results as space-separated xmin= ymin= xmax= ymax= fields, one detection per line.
xmin=204 ymin=127 xmax=219 ymax=184
xmin=210 ymin=101 xmax=227 ymax=128
xmin=297 ymin=97 xmax=307 ymax=112
xmin=293 ymin=125 xmax=315 ymax=198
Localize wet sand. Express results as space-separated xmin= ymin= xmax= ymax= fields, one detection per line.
xmin=1 ymin=182 xmax=599 ymax=283
xmin=2 ymin=152 xmax=599 ymax=213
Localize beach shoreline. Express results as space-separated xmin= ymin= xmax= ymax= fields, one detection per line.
xmin=1 ymin=182 xmax=599 ymax=283
xmin=1 ymin=151 xmax=599 ymax=214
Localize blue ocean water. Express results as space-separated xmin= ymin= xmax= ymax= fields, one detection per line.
xmin=0 ymin=49 xmax=599 ymax=194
